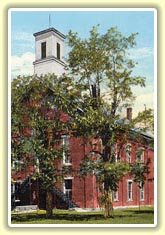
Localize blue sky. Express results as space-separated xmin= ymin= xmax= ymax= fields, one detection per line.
xmin=9 ymin=8 xmax=156 ymax=116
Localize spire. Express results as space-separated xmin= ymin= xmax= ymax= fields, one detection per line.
xmin=49 ymin=13 xmax=51 ymax=28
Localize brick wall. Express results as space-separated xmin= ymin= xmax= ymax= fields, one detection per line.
xmin=11 ymin=135 xmax=154 ymax=209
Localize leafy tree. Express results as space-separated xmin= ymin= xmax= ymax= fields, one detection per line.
xmin=66 ymin=25 xmax=148 ymax=217
xmin=11 ymin=74 xmax=77 ymax=217
xmin=11 ymin=25 xmax=153 ymax=219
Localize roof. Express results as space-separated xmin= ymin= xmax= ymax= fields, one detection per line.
xmin=115 ymin=118 xmax=154 ymax=139
xmin=131 ymin=127 xmax=154 ymax=139
xmin=33 ymin=27 xmax=66 ymax=39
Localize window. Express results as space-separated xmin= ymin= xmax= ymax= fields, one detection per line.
xmin=125 ymin=143 xmax=131 ymax=163
xmin=139 ymin=182 xmax=145 ymax=201
xmin=11 ymin=183 xmax=15 ymax=194
xmin=136 ymin=148 xmax=144 ymax=163
xmin=113 ymin=191 xmax=118 ymax=201
xmin=64 ymin=179 xmax=72 ymax=199
xmin=61 ymin=135 xmax=71 ymax=164
xmin=41 ymin=42 xmax=46 ymax=59
xmin=127 ymin=181 xmax=133 ymax=201
xmin=57 ymin=43 xmax=60 ymax=60
xmin=12 ymin=160 xmax=24 ymax=173
xmin=111 ymin=144 xmax=119 ymax=162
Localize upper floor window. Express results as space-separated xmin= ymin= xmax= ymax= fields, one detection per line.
xmin=111 ymin=143 xmax=119 ymax=162
xmin=61 ymin=135 xmax=71 ymax=164
xmin=136 ymin=147 xmax=144 ymax=163
xmin=125 ymin=143 xmax=132 ymax=163
xmin=57 ymin=43 xmax=60 ymax=60
xmin=41 ymin=42 xmax=46 ymax=59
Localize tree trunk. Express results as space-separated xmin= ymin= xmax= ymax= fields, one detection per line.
xmin=46 ymin=190 xmax=53 ymax=218
xmin=104 ymin=188 xmax=114 ymax=218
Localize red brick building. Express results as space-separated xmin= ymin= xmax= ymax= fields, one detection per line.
xmin=11 ymin=127 xmax=154 ymax=210
xmin=11 ymin=27 xmax=154 ymax=210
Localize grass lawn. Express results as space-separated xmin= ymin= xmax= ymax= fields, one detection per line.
xmin=11 ymin=206 xmax=154 ymax=225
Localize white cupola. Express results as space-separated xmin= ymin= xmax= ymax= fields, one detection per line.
xmin=33 ymin=27 xmax=66 ymax=77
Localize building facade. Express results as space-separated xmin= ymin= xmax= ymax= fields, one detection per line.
xmin=11 ymin=131 xmax=154 ymax=210
xmin=11 ymin=27 xmax=154 ymax=210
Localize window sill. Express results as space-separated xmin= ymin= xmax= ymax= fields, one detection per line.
xmin=63 ymin=163 xmax=72 ymax=166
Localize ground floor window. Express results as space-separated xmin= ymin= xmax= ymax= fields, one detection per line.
xmin=64 ymin=179 xmax=72 ymax=199
xmin=127 ymin=180 xmax=133 ymax=201
xmin=11 ymin=183 xmax=15 ymax=194
xmin=113 ymin=190 xmax=118 ymax=201
xmin=139 ymin=183 xmax=145 ymax=201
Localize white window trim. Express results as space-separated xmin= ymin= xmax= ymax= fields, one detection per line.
xmin=139 ymin=182 xmax=145 ymax=201
xmin=112 ymin=143 xmax=119 ymax=162
xmin=113 ymin=190 xmax=119 ymax=202
xmin=125 ymin=143 xmax=132 ymax=163
xmin=11 ymin=183 xmax=15 ymax=194
xmin=61 ymin=135 xmax=72 ymax=165
xmin=127 ymin=180 xmax=133 ymax=201
xmin=136 ymin=147 xmax=145 ymax=163
xmin=63 ymin=177 xmax=73 ymax=195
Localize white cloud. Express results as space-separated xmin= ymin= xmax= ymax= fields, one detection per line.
xmin=11 ymin=31 xmax=35 ymax=55
xmin=127 ymin=85 xmax=154 ymax=117
xmin=133 ymin=92 xmax=154 ymax=117
xmin=132 ymin=84 xmax=154 ymax=96
xmin=127 ymin=47 xmax=154 ymax=60
xmin=12 ymin=32 xmax=34 ymax=43
xmin=11 ymin=52 xmax=35 ymax=79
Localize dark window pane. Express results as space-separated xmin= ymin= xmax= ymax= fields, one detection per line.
xmin=41 ymin=42 xmax=46 ymax=59
xmin=65 ymin=179 xmax=72 ymax=189
xmin=57 ymin=43 xmax=60 ymax=60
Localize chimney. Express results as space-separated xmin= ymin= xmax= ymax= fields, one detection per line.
xmin=126 ymin=107 xmax=132 ymax=121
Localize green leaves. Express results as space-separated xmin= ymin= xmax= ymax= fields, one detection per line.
xmin=11 ymin=25 xmax=151 ymax=216
xmin=133 ymin=108 xmax=154 ymax=133
xmin=79 ymin=153 xmax=130 ymax=192
xmin=66 ymin=25 xmax=146 ymax=116
xmin=66 ymin=26 xmax=149 ymax=215
xmin=11 ymin=74 xmax=79 ymax=191
xmin=130 ymin=158 xmax=150 ymax=187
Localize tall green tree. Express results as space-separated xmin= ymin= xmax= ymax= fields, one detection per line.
xmin=66 ymin=25 xmax=148 ymax=217
xmin=11 ymin=74 xmax=77 ymax=217
xmin=11 ymin=25 xmax=153 ymax=219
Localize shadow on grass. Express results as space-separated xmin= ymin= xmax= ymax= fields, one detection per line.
xmin=123 ymin=209 xmax=154 ymax=214
xmin=11 ymin=212 xmax=105 ymax=223
xmin=11 ymin=211 xmax=141 ymax=223
xmin=11 ymin=208 xmax=154 ymax=224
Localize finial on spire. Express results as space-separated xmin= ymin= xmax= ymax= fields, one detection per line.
xmin=49 ymin=13 xmax=51 ymax=28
